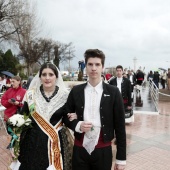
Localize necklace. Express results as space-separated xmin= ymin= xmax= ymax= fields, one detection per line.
xmin=40 ymin=85 xmax=59 ymax=102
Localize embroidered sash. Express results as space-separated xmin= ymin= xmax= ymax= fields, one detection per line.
xmin=26 ymin=89 xmax=63 ymax=170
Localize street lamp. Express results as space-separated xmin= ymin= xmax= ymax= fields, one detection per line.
xmin=133 ymin=57 xmax=137 ymax=72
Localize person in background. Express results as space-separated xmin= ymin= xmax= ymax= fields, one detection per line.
xmin=71 ymin=71 xmax=75 ymax=81
xmin=127 ymin=70 xmax=136 ymax=92
xmin=0 ymin=76 xmax=6 ymax=92
xmin=122 ymin=72 xmax=127 ymax=78
xmin=109 ymin=65 xmax=132 ymax=110
xmin=1 ymin=76 xmax=26 ymax=121
xmin=105 ymin=72 xmax=111 ymax=81
xmin=147 ymin=71 xmax=154 ymax=81
xmin=167 ymin=69 xmax=170 ymax=90
xmin=22 ymin=81 xmax=27 ymax=89
xmin=66 ymin=49 xmax=126 ymax=170
xmin=136 ymin=69 xmax=144 ymax=86
xmin=131 ymin=69 xmax=136 ymax=78
xmin=26 ymin=73 xmax=34 ymax=89
xmin=161 ymin=71 xmax=167 ymax=89
xmin=153 ymin=71 xmax=160 ymax=88
xmin=79 ymin=60 xmax=86 ymax=74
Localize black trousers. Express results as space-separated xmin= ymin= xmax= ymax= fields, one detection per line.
xmin=137 ymin=80 xmax=143 ymax=85
xmin=72 ymin=145 xmax=113 ymax=170
xmin=161 ymin=79 xmax=166 ymax=89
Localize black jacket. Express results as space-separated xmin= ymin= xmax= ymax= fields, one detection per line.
xmin=64 ymin=82 xmax=126 ymax=161
xmin=109 ymin=77 xmax=132 ymax=106
xmin=136 ymin=71 xmax=144 ymax=80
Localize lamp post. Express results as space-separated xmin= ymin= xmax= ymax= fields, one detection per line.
xmin=133 ymin=57 xmax=137 ymax=72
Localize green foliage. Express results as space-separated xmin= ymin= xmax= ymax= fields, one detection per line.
xmin=0 ymin=49 xmax=23 ymax=76
xmin=63 ymin=77 xmax=70 ymax=81
xmin=7 ymin=113 xmax=32 ymax=160
xmin=19 ymin=72 xmax=28 ymax=80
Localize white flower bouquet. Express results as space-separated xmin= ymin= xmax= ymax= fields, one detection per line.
xmin=7 ymin=114 xmax=32 ymax=160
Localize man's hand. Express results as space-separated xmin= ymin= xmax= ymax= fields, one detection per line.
xmin=80 ymin=122 xmax=93 ymax=132
xmin=114 ymin=164 xmax=126 ymax=170
xmin=67 ymin=113 xmax=77 ymax=121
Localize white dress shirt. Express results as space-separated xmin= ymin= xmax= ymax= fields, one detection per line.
xmin=75 ymin=80 xmax=126 ymax=164
xmin=117 ymin=77 xmax=123 ymax=93
xmin=129 ymin=75 xmax=133 ymax=84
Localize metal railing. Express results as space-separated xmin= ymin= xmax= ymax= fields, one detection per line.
xmin=159 ymin=91 xmax=170 ymax=97
xmin=148 ymin=80 xmax=159 ymax=112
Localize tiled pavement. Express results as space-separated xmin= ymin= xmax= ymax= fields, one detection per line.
xmin=112 ymin=113 xmax=170 ymax=170
xmin=0 ymin=129 xmax=11 ymax=170
xmin=0 ymin=90 xmax=170 ymax=169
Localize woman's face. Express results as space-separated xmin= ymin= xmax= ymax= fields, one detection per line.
xmin=11 ymin=79 xmax=20 ymax=89
xmin=40 ymin=68 xmax=57 ymax=89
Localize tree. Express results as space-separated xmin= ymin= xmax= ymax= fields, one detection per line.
xmin=18 ymin=39 xmax=48 ymax=75
xmin=36 ymin=38 xmax=55 ymax=65
xmin=0 ymin=0 xmax=27 ymax=41
xmin=36 ymin=39 xmax=76 ymax=70
xmin=0 ymin=49 xmax=20 ymax=75
xmin=53 ymin=42 xmax=75 ymax=70
xmin=10 ymin=0 xmax=41 ymax=75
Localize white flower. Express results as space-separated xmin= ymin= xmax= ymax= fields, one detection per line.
xmin=9 ymin=115 xmax=17 ymax=126
xmin=16 ymin=115 xmax=25 ymax=127
xmin=9 ymin=114 xmax=25 ymax=127
xmin=9 ymin=114 xmax=23 ymax=126
xmin=25 ymin=118 xmax=32 ymax=126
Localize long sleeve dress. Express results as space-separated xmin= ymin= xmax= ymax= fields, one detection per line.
xmin=18 ymin=87 xmax=72 ymax=170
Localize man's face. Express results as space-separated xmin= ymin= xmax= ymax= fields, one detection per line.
xmin=86 ymin=57 xmax=103 ymax=81
xmin=116 ymin=68 xmax=123 ymax=78
xmin=128 ymin=71 xmax=132 ymax=75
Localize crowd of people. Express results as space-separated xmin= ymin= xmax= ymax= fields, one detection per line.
xmin=105 ymin=68 xmax=170 ymax=90
xmin=147 ymin=70 xmax=170 ymax=89
xmin=0 ymin=49 xmax=127 ymax=170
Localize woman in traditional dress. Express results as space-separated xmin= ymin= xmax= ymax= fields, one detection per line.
xmin=11 ymin=62 xmax=76 ymax=170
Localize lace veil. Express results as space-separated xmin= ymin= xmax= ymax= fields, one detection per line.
xmin=25 ymin=62 xmax=68 ymax=121
xmin=28 ymin=63 xmax=67 ymax=92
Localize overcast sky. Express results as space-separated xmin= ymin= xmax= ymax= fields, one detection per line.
xmin=35 ymin=0 xmax=170 ymax=72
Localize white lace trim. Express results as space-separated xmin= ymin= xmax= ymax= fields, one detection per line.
xmin=25 ymin=87 xmax=68 ymax=121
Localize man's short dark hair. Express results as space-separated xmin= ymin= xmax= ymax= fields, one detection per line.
xmin=84 ymin=49 xmax=105 ymax=66
xmin=116 ymin=65 xmax=123 ymax=71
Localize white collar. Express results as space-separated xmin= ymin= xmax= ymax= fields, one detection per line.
xmin=117 ymin=77 xmax=123 ymax=80
xmin=86 ymin=80 xmax=103 ymax=94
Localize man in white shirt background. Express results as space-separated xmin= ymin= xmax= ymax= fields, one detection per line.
xmin=109 ymin=65 xmax=132 ymax=110
xmin=65 ymin=49 xmax=126 ymax=170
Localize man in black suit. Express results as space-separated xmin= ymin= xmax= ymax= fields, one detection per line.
xmin=136 ymin=69 xmax=144 ymax=86
xmin=65 ymin=49 xmax=126 ymax=170
xmin=109 ymin=65 xmax=132 ymax=110
xmin=127 ymin=70 xmax=136 ymax=92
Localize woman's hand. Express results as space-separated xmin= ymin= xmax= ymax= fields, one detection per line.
xmin=13 ymin=101 xmax=20 ymax=105
xmin=67 ymin=113 xmax=77 ymax=121
xmin=8 ymin=99 xmax=13 ymax=104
